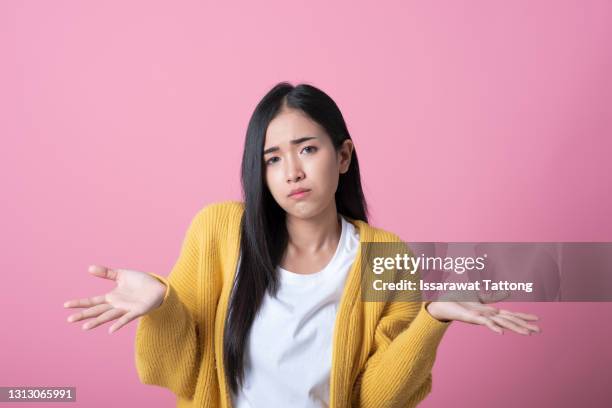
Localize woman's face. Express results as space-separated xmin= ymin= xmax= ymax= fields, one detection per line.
xmin=263 ymin=108 xmax=353 ymax=220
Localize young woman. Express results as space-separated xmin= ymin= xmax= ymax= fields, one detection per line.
xmin=64 ymin=82 xmax=540 ymax=408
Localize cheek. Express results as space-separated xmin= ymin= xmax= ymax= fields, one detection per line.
xmin=307 ymin=155 xmax=339 ymax=190
xmin=264 ymin=168 xmax=283 ymax=195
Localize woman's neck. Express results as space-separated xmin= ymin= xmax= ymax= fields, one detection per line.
xmin=285 ymin=204 xmax=341 ymax=255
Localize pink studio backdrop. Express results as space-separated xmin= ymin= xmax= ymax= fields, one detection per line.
xmin=2 ymin=1 xmax=611 ymax=407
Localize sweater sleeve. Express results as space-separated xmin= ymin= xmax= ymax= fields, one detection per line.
xmin=356 ymin=302 xmax=451 ymax=407
xmin=356 ymin=241 xmax=452 ymax=407
xmin=134 ymin=207 xmax=208 ymax=400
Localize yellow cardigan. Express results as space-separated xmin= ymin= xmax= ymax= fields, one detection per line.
xmin=135 ymin=200 xmax=451 ymax=407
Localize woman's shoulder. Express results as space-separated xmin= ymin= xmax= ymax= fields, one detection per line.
xmin=347 ymin=217 xmax=404 ymax=244
xmin=187 ymin=200 xmax=244 ymax=235
xmin=194 ymin=200 xmax=244 ymax=219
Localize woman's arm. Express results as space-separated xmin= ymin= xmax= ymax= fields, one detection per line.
xmin=134 ymin=208 xmax=208 ymax=400
xmin=353 ymin=236 xmax=541 ymax=407
xmin=354 ymin=300 xmax=451 ymax=408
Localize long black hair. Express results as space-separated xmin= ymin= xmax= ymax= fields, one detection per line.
xmin=223 ymin=81 xmax=369 ymax=394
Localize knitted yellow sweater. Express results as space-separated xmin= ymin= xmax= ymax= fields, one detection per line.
xmin=135 ymin=200 xmax=451 ymax=407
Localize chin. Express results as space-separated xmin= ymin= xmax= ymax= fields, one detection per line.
xmin=285 ymin=201 xmax=325 ymax=220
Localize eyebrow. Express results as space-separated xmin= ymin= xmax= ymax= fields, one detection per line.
xmin=263 ymin=136 xmax=318 ymax=155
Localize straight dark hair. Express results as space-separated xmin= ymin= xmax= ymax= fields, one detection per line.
xmin=223 ymin=81 xmax=369 ymax=394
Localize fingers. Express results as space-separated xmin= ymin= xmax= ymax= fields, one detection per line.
xmin=65 ymin=301 xmax=138 ymax=334
xmin=64 ymin=294 xmax=107 ymax=309
xmin=449 ymin=302 xmax=542 ymax=336
xmin=489 ymin=314 xmax=533 ymax=335
xmin=88 ymin=265 xmax=118 ymax=281
xmin=470 ymin=308 xmax=541 ymax=336
xmin=108 ymin=311 xmax=140 ymax=334
xmin=498 ymin=311 xmax=541 ymax=333
xmin=81 ymin=308 xmax=126 ymax=331
xmin=477 ymin=316 xmax=505 ymax=335
xmin=459 ymin=302 xmax=499 ymax=317
xmin=499 ymin=309 xmax=539 ymax=321
xmin=454 ymin=305 xmax=499 ymax=330
xmin=67 ymin=303 xmax=112 ymax=323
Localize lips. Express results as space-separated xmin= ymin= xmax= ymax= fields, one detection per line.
xmin=288 ymin=188 xmax=311 ymax=197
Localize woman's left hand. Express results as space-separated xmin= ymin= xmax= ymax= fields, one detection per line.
xmin=426 ymin=301 xmax=541 ymax=335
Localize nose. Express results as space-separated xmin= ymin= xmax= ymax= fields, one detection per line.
xmin=285 ymin=154 xmax=305 ymax=183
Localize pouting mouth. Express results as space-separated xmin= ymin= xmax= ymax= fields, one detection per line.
xmin=288 ymin=188 xmax=311 ymax=197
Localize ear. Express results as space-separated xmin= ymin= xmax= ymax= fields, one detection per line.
xmin=338 ymin=139 xmax=354 ymax=174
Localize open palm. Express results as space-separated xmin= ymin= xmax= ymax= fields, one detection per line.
xmin=64 ymin=265 xmax=167 ymax=334
xmin=426 ymin=300 xmax=541 ymax=335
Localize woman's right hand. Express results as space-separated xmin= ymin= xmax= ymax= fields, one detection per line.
xmin=64 ymin=265 xmax=168 ymax=334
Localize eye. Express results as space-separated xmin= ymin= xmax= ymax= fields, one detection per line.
xmin=265 ymin=146 xmax=317 ymax=166
xmin=302 ymin=145 xmax=318 ymax=154
xmin=265 ymin=156 xmax=279 ymax=166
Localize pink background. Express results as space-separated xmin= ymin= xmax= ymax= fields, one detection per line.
xmin=2 ymin=1 xmax=611 ymax=406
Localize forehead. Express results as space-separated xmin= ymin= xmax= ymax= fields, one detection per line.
xmin=264 ymin=109 xmax=324 ymax=146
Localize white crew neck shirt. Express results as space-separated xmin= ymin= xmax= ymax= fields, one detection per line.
xmin=231 ymin=214 xmax=360 ymax=408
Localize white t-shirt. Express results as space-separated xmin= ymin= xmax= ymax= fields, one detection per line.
xmin=231 ymin=215 xmax=360 ymax=408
